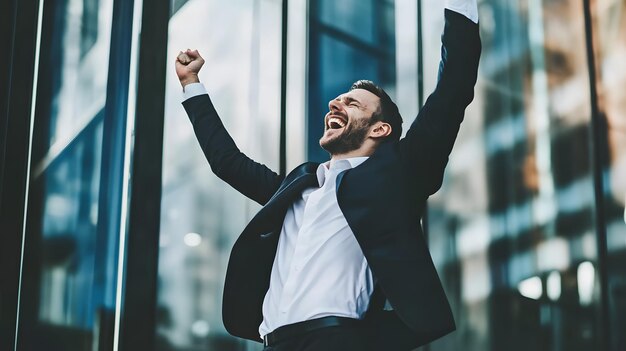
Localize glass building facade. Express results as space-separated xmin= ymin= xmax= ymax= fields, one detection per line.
xmin=0 ymin=0 xmax=624 ymax=350
xmin=423 ymin=1 xmax=626 ymax=350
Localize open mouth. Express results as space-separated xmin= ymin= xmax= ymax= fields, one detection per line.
xmin=327 ymin=115 xmax=347 ymax=130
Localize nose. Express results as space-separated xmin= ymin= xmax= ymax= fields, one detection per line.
xmin=328 ymin=98 xmax=341 ymax=113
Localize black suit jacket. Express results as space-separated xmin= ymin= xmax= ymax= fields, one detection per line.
xmin=182 ymin=10 xmax=480 ymax=350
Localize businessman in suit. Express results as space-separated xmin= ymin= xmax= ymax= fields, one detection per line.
xmin=174 ymin=1 xmax=480 ymax=350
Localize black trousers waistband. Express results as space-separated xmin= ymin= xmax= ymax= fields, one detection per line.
xmin=263 ymin=316 xmax=361 ymax=347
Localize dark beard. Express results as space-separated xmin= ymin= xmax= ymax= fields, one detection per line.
xmin=319 ymin=120 xmax=371 ymax=155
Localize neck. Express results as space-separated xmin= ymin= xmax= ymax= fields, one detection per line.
xmin=329 ymin=145 xmax=375 ymax=162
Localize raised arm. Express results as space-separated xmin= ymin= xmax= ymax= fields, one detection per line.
xmin=176 ymin=50 xmax=283 ymax=205
xmin=398 ymin=5 xmax=481 ymax=196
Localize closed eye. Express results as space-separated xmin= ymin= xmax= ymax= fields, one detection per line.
xmin=342 ymin=96 xmax=361 ymax=106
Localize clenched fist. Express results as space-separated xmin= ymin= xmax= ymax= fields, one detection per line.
xmin=175 ymin=49 xmax=205 ymax=88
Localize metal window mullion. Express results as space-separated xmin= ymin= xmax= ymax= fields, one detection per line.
xmin=0 ymin=0 xmax=42 ymax=350
xmin=92 ymin=0 xmax=137 ymax=348
xmin=582 ymin=0 xmax=610 ymax=349
xmin=280 ymin=0 xmax=289 ymax=176
xmin=116 ymin=0 xmax=170 ymax=349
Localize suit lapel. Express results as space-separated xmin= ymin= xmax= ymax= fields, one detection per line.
xmin=335 ymin=169 xmax=348 ymax=193
xmin=267 ymin=164 xmax=318 ymax=204
xmin=246 ymin=162 xmax=320 ymax=233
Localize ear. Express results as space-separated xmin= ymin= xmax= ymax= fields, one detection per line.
xmin=369 ymin=122 xmax=392 ymax=139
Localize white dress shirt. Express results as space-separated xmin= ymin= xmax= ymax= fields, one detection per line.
xmin=181 ymin=0 xmax=478 ymax=338
xmin=446 ymin=0 xmax=479 ymax=23
xmin=258 ymin=157 xmax=374 ymax=337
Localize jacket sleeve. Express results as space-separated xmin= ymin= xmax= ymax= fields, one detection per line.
xmin=182 ymin=94 xmax=283 ymax=205
xmin=398 ymin=9 xmax=481 ymax=196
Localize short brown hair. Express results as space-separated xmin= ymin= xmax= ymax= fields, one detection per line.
xmin=350 ymin=80 xmax=403 ymax=141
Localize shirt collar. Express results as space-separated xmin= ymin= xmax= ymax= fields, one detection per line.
xmin=315 ymin=156 xmax=369 ymax=187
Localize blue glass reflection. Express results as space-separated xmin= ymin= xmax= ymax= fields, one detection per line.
xmin=39 ymin=118 xmax=103 ymax=329
xmin=18 ymin=0 xmax=117 ymax=349
xmin=308 ymin=0 xmax=396 ymax=162
xmin=422 ymin=1 xmax=604 ymax=350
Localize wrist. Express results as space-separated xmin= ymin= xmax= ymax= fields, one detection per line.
xmin=180 ymin=74 xmax=200 ymax=89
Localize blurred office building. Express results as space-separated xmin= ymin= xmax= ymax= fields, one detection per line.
xmin=1 ymin=0 xmax=625 ymax=350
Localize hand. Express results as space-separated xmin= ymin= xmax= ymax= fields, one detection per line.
xmin=175 ymin=49 xmax=205 ymax=88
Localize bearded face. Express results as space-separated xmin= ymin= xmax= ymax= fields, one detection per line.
xmin=319 ymin=89 xmax=380 ymax=156
xmin=319 ymin=116 xmax=373 ymax=155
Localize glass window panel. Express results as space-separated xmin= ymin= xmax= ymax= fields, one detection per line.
xmin=158 ymin=0 xmax=282 ymax=349
xmin=380 ymin=2 xmax=396 ymax=53
xmin=423 ymin=1 xmax=601 ymax=350
xmin=308 ymin=0 xmax=396 ymax=162
xmin=80 ymin=0 xmax=99 ymax=56
xmin=308 ymin=35 xmax=381 ymax=163
xmin=38 ymin=119 xmax=103 ymax=330
xmin=594 ymin=0 xmax=626 ymax=349
xmin=45 ymin=0 xmax=113 ymax=149
xmin=318 ymin=0 xmax=376 ymax=45
xmin=20 ymin=118 xmax=112 ymax=351
xmin=319 ymin=35 xmax=380 ymax=97
xmin=17 ymin=0 xmax=121 ymax=349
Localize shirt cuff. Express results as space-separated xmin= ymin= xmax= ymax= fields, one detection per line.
xmin=445 ymin=0 xmax=479 ymax=23
xmin=182 ymin=82 xmax=207 ymax=102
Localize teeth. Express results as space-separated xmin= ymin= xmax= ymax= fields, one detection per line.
xmin=328 ymin=117 xmax=346 ymax=129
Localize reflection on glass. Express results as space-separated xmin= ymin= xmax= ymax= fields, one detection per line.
xmin=37 ymin=120 xmax=104 ymax=327
xmin=318 ymin=0 xmax=376 ymax=44
xmin=158 ymin=0 xmax=281 ymax=350
xmin=518 ymin=276 xmax=543 ymax=300
xmin=308 ymin=0 xmax=396 ymax=162
xmin=21 ymin=125 xmax=107 ymax=347
xmin=47 ymin=0 xmax=112 ymax=149
xmin=18 ymin=0 xmax=115 ymax=349
xmin=546 ymin=271 xmax=561 ymax=301
xmin=423 ymin=0 xmax=602 ymax=350
xmin=594 ymin=0 xmax=626 ymax=349
xmin=577 ymin=261 xmax=595 ymax=306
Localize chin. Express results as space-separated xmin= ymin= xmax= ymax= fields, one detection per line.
xmin=319 ymin=138 xmax=330 ymax=151
xmin=319 ymin=131 xmax=331 ymax=146
xmin=319 ymin=137 xmax=347 ymax=155
xmin=319 ymin=132 xmax=338 ymax=150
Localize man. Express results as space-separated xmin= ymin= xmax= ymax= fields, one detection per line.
xmin=175 ymin=1 xmax=480 ymax=350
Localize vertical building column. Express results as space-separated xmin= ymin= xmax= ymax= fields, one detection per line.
xmin=117 ymin=0 xmax=169 ymax=349
xmin=94 ymin=0 xmax=138 ymax=348
xmin=280 ymin=0 xmax=289 ymax=176
xmin=582 ymin=0 xmax=610 ymax=349
xmin=0 ymin=0 xmax=41 ymax=350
